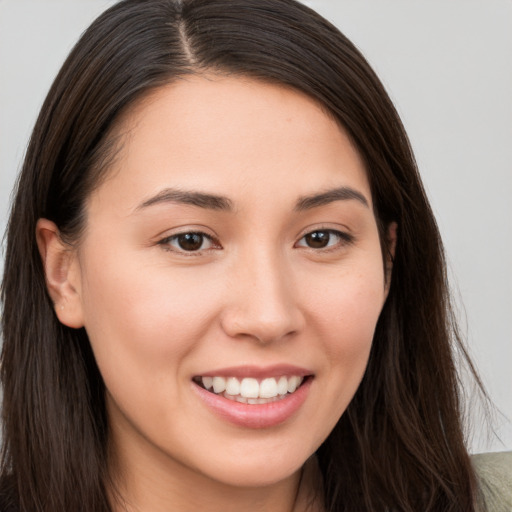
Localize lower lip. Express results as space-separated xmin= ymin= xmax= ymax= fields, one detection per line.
xmin=192 ymin=378 xmax=312 ymax=429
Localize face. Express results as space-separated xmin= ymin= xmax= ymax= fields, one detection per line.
xmin=54 ymin=77 xmax=392 ymax=490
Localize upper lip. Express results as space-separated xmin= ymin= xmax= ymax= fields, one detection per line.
xmin=194 ymin=364 xmax=313 ymax=379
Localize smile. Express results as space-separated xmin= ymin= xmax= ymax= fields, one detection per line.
xmin=194 ymin=375 xmax=305 ymax=404
xmin=192 ymin=365 xmax=313 ymax=428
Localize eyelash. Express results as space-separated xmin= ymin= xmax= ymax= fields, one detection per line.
xmin=295 ymin=228 xmax=354 ymax=251
xmin=159 ymin=231 xmax=220 ymax=255
xmin=158 ymin=228 xmax=354 ymax=255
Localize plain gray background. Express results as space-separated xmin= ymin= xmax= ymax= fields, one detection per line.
xmin=0 ymin=0 xmax=511 ymax=453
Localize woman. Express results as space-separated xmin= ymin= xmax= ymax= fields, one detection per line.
xmin=0 ymin=0 xmax=507 ymax=511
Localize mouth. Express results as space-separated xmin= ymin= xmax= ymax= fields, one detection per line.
xmin=192 ymin=375 xmax=310 ymax=405
xmin=192 ymin=367 xmax=314 ymax=428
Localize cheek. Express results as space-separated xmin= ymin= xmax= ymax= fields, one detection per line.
xmin=77 ymin=249 xmax=223 ymax=385
xmin=305 ymin=258 xmax=385 ymax=416
xmin=309 ymin=260 xmax=385 ymax=352
xmin=77 ymin=258 xmax=229 ymax=444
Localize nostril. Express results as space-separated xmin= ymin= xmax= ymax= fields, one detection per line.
xmin=220 ymin=310 xmax=303 ymax=345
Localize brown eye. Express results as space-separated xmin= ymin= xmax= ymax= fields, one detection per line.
xmin=296 ymin=229 xmax=353 ymax=250
xmin=304 ymin=231 xmax=331 ymax=248
xmin=177 ymin=233 xmax=204 ymax=251
xmin=162 ymin=232 xmax=218 ymax=253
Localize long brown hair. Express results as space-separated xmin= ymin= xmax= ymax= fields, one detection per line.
xmin=1 ymin=0 xmax=485 ymax=510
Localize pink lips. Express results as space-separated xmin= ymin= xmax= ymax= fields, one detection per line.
xmin=197 ymin=364 xmax=312 ymax=379
xmin=192 ymin=365 xmax=313 ymax=429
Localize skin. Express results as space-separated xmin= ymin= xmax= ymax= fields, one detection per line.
xmin=37 ymin=76 xmax=396 ymax=512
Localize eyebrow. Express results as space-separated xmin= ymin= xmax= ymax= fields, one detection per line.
xmin=135 ymin=185 xmax=369 ymax=213
xmin=294 ymin=186 xmax=369 ymax=211
xmin=136 ymin=188 xmax=233 ymax=212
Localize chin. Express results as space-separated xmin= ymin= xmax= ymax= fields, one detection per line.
xmin=194 ymin=449 xmax=307 ymax=488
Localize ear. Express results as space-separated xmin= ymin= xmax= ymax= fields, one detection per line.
xmin=384 ymin=222 xmax=398 ymax=297
xmin=36 ymin=218 xmax=85 ymax=328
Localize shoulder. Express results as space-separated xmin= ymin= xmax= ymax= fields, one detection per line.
xmin=472 ymin=451 xmax=512 ymax=512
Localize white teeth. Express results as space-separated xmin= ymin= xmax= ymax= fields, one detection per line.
xmin=259 ymin=378 xmax=278 ymax=398
xmin=277 ymin=376 xmax=288 ymax=395
xmin=200 ymin=375 xmax=305 ymax=400
xmin=212 ymin=376 xmax=226 ymax=394
xmin=224 ymin=394 xmax=248 ymax=404
xmin=225 ymin=377 xmax=241 ymax=396
xmin=240 ymin=378 xmax=259 ymax=398
xmin=287 ymin=375 xmax=301 ymax=393
xmin=202 ymin=376 xmax=213 ymax=390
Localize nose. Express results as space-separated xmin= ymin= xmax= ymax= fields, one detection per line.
xmin=220 ymin=249 xmax=305 ymax=344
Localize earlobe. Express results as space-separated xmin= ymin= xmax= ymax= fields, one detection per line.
xmin=36 ymin=219 xmax=85 ymax=328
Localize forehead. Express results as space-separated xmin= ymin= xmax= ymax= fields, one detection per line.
xmin=90 ymin=75 xmax=371 ymax=213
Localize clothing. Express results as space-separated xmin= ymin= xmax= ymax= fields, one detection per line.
xmin=473 ymin=451 xmax=512 ymax=512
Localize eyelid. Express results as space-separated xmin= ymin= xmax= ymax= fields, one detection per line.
xmin=158 ymin=229 xmax=222 ymax=255
xmin=294 ymin=227 xmax=355 ymax=250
